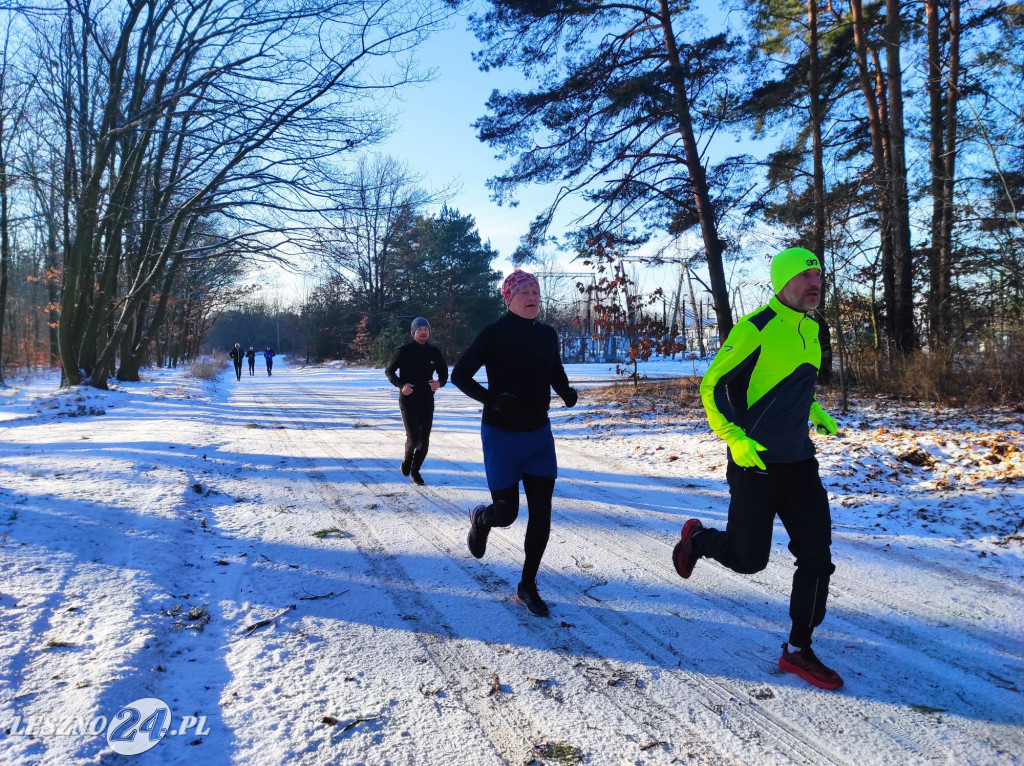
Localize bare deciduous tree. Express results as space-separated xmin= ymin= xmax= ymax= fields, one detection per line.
xmin=313 ymin=154 xmax=441 ymax=331
xmin=17 ymin=0 xmax=448 ymax=388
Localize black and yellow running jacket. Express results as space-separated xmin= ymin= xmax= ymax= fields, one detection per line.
xmin=700 ymin=296 xmax=827 ymax=464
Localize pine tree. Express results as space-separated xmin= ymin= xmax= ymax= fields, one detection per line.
xmin=469 ymin=0 xmax=742 ymax=337
xmin=401 ymin=206 xmax=503 ymax=359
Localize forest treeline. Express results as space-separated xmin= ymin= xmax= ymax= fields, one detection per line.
xmin=0 ymin=0 xmax=1021 ymax=402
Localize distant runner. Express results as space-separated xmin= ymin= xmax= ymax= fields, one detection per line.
xmin=246 ymin=346 xmax=256 ymax=376
xmin=264 ymin=346 xmax=275 ymax=376
xmin=673 ymin=247 xmax=844 ymax=690
xmin=229 ymin=343 xmax=243 ymax=381
xmin=384 ymin=317 xmax=448 ymax=486
xmin=452 ymin=269 xmax=578 ymax=617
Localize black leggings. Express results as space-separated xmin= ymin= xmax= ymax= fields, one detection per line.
xmin=399 ymin=398 xmax=434 ymax=471
xmin=695 ymin=459 xmax=834 ymax=648
xmin=476 ymin=475 xmax=555 ymax=585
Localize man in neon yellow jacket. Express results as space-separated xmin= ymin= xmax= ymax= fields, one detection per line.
xmin=673 ymin=247 xmax=844 ymax=691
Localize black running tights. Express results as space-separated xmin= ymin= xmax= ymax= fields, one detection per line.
xmin=479 ymin=475 xmax=555 ymax=585
xmin=399 ymin=399 xmax=434 ymax=471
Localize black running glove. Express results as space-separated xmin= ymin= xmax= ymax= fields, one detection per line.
xmin=492 ymin=392 xmax=520 ymax=416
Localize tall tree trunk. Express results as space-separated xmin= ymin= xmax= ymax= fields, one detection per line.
xmin=117 ymin=306 xmax=141 ymax=380
xmin=807 ymin=0 xmax=833 ymax=383
xmin=671 ymin=261 xmax=685 ymax=344
xmin=657 ymin=0 xmax=732 ymax=339
xmin=46 ymin=179 xmax=61 ymax=367
xmin=25 ymin=153 xmax=68 ymax=373
xmin=926 ymin=0 xmax=960 ymax=344
xmin=941 ymin=0 xmax=960 ymax=338
xmin=884 ymin=0 xmax=917 ymax=353
xmin=686 ymin=267 xmax=706 ymax=358
xmin=116 ymin=216 xmax=197 ymax=382
xmin=850 ymin=0 xmax=896 ymax=354
xmin=926 ymin=0 xmax=943 ymax=342
xmin=0 ymin=134 xmax=9 ymax=387
xmin=80 ymin=217 xmax=124 ymax=388
xmin=59 ymin=0 xmax=150 ymax=387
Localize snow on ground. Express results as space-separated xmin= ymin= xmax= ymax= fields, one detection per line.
xmin=0 ymin=357 xmax=1021 ymax=766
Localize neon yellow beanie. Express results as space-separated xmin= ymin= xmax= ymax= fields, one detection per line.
xmin=771 ymin=247 xmax=821 ymax=294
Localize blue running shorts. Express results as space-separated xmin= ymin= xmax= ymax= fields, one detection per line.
xmin=481 ymin=422 xmax=557 ymax=491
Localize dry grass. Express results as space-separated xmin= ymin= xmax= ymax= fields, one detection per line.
xmin=844 ymin=337 xmax=1024 ymax=408
xmin=583 ymin=376 xmax=704 ymax=411
xmin=584 ymin=338 xmax=1024 ymax=415
xmin=188 ymin=352 xmax=228 ymax=381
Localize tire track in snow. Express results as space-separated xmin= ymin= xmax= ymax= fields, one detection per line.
xmin=258 ymin=383 xmax=858 ymax=766
xmin=254 ymin=386 xmax=751 ymax=765
xmin=259 ymin=374 xmax=1022 ymax=765
xmin=541 ymin=424 xmax=1024 ymax=759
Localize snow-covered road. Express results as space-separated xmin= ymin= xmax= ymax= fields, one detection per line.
xmin=1 ymin=359 xmax=1021 ymax=765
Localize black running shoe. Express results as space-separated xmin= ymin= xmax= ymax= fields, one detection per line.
xmin=411 ymin=470 xmax=424 ymax=486
xmin=467 ymin=504 xmax=489 ymax=559
xmin=516 ymin=581 xmax=550 ymax=617
xmin=400 ymin=459 xmax=411 ymax=477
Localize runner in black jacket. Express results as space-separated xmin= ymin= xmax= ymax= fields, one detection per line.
xmin=384 ymin=317 xmax=448 ymax=485
xmin=228 ymin=343 xmax=243 ymax=381
xmin=452 ymin=269 xmax=578 ymax=617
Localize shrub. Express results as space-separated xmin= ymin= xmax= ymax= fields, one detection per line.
xmin=842 ymin=333 xmax=1024 ymax=408
xmin=368 ymin=319 xmax=409 ymax=367
xmin=188 ymin=352 xmax=227 ymax=381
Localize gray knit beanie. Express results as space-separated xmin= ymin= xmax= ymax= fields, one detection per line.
xmin=410 ymin=317 xmax=430 ymax=334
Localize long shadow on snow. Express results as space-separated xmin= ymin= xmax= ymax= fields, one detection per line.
xmin=4 ymin=386 xmax=1021 ymax=740
xmin=0 ymin=489 xmax=236 ymax=763
xmin=3 ymin=465 xmax=1021 ymax=736
xmin=180 ymin=520 xmax=1024 ymax=731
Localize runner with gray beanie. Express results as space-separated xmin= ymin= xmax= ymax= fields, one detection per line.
xmin=384 ymin=317 xmax=448 ymax=485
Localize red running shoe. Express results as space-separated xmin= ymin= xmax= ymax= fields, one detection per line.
xmin=779 ymin=643 xmax=844 ymax=690
xmin=672 ymin=519 xmax=704 ymax=579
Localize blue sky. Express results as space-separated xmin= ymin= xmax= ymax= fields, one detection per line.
xmin=267 ymin=2 xmax=774 ymax=305
xmin=379 ymin=14 xmax=547 ymax=269
xmin=263 ymin=14 xmax=542 ymax=304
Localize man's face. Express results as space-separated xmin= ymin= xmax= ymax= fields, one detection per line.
xmin=508 ymin=284 xmax=541 ymax=320
xmin=413 ymin=326 xmax=430 ymax=344
xmin=778 ymin=268 xmax=822 ymax=313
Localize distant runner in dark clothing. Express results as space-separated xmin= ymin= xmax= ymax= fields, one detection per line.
xmin=385 ymin=317 xmax=448 ymax=486
xmin=246 ymin=346 xmax=256 ymax=376
xmin=264 ymin=347 xmax=275 ymax=376
xmin=229 ymin=343 xmax=243 ymax=381
xmin=452 ymin=269 xmax=578 ymax=617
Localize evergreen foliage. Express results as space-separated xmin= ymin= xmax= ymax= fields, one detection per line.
xmin=298 ymin=206 xmax=502 ymax=363
xmin=468 ymin=0 xmax=741 ymax=336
